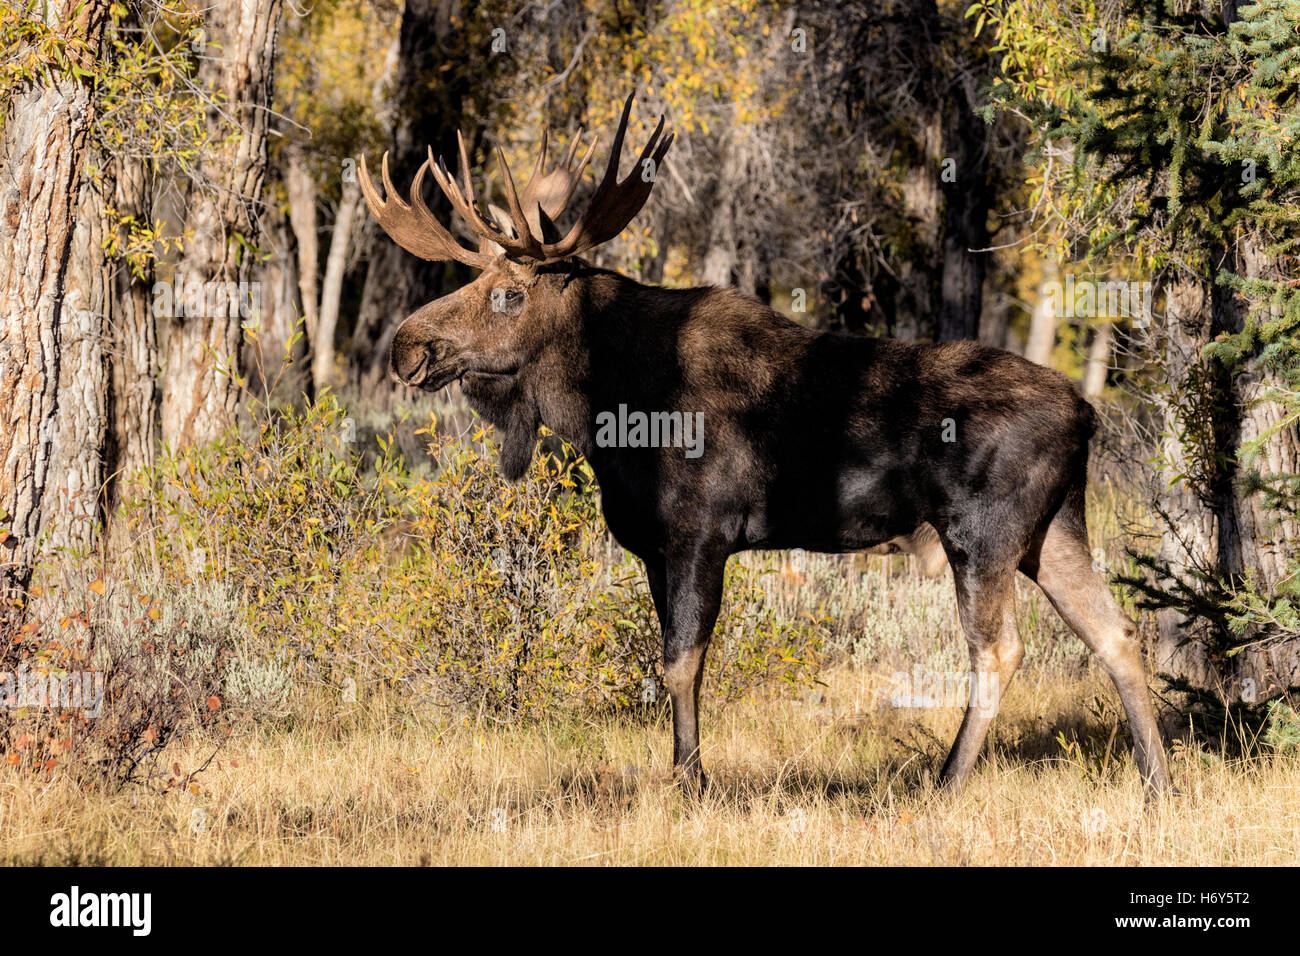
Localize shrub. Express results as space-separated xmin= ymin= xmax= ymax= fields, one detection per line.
xmin=132 ymin=397 xmax=825 ymax=720
xmin=4 ymin=573 xmax=241 ymax=789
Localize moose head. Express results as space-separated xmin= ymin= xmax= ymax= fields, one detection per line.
xmin=359 ymin=93 xmax=671 ymax=391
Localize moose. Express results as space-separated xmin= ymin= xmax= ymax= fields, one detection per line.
xmin=359 ymin=93 xmax=1171 ymax=797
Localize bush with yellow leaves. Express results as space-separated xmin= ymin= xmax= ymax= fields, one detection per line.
xmin=136 ymin=396 xmax=825 ymax=720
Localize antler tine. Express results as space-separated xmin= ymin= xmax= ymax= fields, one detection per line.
xmin=428 ymin=144 xmax=542 ymax=260
xmin=529 ymin=127 xmax=549 ymax=185
xmin=361 ymin=93 xmax=671 ymax=268
xmin=379 ymin=151 xmax=401 ymax=207
xmin=537 ymin=92 xmax=674 ymax=262
xmin=455 ymin=130 xmax=477 ymax=213
xmin=560 ymin=127 xmax=584 ymax=168
xmin=518 ymin=127 xmax=598 ymax=234
xmin=430 ymin=151 xmax=486 ymax=234
xmin=599 ymin=92 xmax=636 ymax=190
xmin=557 ymin=133 xmax=598 ymax=212
xmin=497 ymin=145 xmax=542 ymax=253
xmin=409 ymin=155 xmax=450 ymax=235
xmin=357 ymin=151 xmax=492 ymax=268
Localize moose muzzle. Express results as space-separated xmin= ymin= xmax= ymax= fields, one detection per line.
xmin=389 ymin=318 xmax=457 ymax=390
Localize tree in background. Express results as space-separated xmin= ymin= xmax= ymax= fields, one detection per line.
xmin=0 ymin=0 xmax=108 ymax=631
xmin=45 ymin=6 xmax=208 ymax=547
xmin=275 ymin=0 xmax=397 ymax=399
xmin=1199 ymin=0 xmax=1300 ymax=691
xmin=981 ymin=0 xmax=1300 ymax=698
xmin=160 ymin=0 xmax=281 ymax=449
xmin=347 ymin=0 xmax=504 ymax=401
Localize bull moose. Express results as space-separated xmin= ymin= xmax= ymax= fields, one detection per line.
xmin=358 ymin=93 xmax=1171 ymax=797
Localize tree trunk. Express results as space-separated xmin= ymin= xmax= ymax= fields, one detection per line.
xmin=936 ymin=64 xmax=991 ymax=342
xmin=1233 ymin=359 xmax=1300 ymax=692
xmin=1025 ymin=260 xmax=1059 ymax=365
xmin=1230 ymin=238 xmax=1300 ymax=691
xmin=349 ymin=0 xmax=478 ymax=402
xmin=1153 ymin=272 xmax=1221 ymax=688
xmin=160 ymin=0 xmax=281 ymax=449
xmin=1082 ymin=321 xmax=1112 ymax=398
xmin=45 ymin=164 xmax=112 ymax=553
xmin=314 ymin=179 xmax=363 ymax=394
xmin=245 ymin=196 xmax=307 ymax=404
xmin=285 ymin=145 xmax=319 ymax=348
xmin=0 ymin=0 xmax=108 ymax=630
xmin=106 ymin=157 xmax=158 ymax=511
xmin=978 ymin=285 xmax=1011 ymax=350
xmin=895 ymin=111 xmax=943 ymax=341
xmin=702 ymin=130 xmax=741 ymax=289
xmin=1153 ymin=238 xmax=1300 ymax=694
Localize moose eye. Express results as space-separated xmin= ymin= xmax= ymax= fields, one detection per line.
xmin=491 ymin=287 xmax=526 ymax=314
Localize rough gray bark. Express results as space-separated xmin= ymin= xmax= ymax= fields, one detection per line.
xmin=1228 ymin=240 xmax=1300 ymax=691
xmin=161 ymin=0 xmax=281 ymax=449
xmin=106 ymin=158 xmax=158 ymax=510
xmin=0 ymin=0 xmax=108 ymax=631
xmin=1151 ymin=240 xmax=1300 ymax=695
xmin=45 ymin=165 xmax=112 ymax=553
xmin=1153 ymin=273 xmax=1221 ymax=688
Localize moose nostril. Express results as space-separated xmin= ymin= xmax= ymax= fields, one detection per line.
xmin=409 ymin=350 xmax=431 ymax=383
xmin=390 ymin=345 xmax=428 ymax=385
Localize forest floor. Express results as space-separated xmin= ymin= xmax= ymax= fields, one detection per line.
xmin=3 ymin=665 xmax=1296 ymax=865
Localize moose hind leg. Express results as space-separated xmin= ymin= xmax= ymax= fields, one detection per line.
xmin=1025 ymin=514 xmax=1172 ymax=796
xmin=938 ymin=565 xmax=1023 ymax=792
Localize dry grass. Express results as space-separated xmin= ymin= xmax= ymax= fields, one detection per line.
xmin=3 ymin=664 xmax=1296 ymax=866
xmin=9 ymin=450 xmax=1293 ymax=865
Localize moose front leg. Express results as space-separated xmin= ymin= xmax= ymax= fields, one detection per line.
xmin=656 ymin=543 xmax=727 ymax=794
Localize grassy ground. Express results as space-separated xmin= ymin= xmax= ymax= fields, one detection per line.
xmin=9 ymin=407 xmax=1294 ymax=865
xmin=3 ymin=664 xmax=1296 ymax=865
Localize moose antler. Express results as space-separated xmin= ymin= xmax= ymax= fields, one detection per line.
xmin=518 ymin=125 xmax=597 ymax=241
xmin=357 ymin=151 xmax=495 ymax=269
xmin=358 ymin=92 xmax=673 ymax=268
xmin=540 ymin=93 xmax=674 ymax=260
